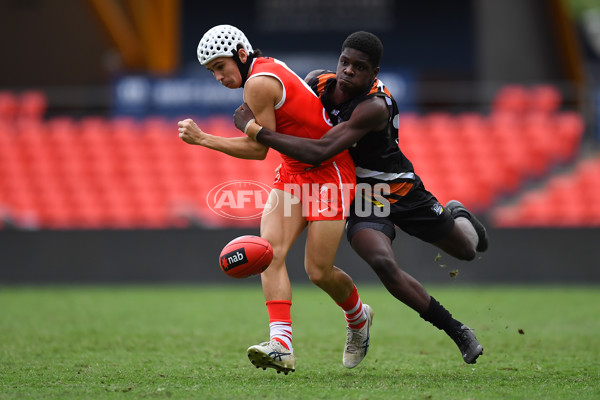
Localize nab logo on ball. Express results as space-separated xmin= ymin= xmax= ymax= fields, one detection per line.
xmin=220 ymin=248 xmax=248 ymax=272
xmin=218 ymin=235 xmax=274 ymax=279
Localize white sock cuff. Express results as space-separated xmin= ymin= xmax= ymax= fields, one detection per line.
xmin=269 ymin=322 xmax=293 ymax=350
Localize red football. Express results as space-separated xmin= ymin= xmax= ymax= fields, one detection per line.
xmin=219 ymin=235 xmax=273 ymax=279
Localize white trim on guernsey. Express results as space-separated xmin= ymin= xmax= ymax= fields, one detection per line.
xmin=355 ymin=166 xmax=415 ymax=181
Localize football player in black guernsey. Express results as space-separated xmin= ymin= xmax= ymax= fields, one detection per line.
xmin=235 ymin=31 xmax=488 ymax=364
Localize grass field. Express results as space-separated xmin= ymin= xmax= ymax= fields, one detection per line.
xmin=1 ymin=284 xmax=598 ymax=399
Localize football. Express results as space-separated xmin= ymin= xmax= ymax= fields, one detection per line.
xmin=219 ymin=235 xmax=273 ymax=279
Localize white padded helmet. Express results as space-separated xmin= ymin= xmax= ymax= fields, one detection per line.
xmin=197 ymin=24 xmax=253 ymax=65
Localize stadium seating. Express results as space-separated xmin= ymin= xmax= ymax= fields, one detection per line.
xmin=0 ymin=85 xmax=593 ymax=229
xmin=492 ymin=155 xmax=600 ymax=227
xmin=397 ymin=85 xmax=585 ymax=214
xmin=0 ymin=103 xmax=282 ymax=229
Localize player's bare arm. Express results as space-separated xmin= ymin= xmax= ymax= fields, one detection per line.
xmin=242 ymin=74 xmax=281 ymax=132
xmin=235 ymin=95 xmax=389 ymax=165
xmin=177 ymin=118 xmax=268 ymax=160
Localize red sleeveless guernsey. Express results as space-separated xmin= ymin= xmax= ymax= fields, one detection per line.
xmin=247 ymin=57 xmax=352 ymax=172
xmin=246 ymin=57 xmax=356 ymax=220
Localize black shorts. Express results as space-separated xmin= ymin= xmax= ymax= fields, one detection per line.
xmin=346 ymin=179 xmax=455 ymax=243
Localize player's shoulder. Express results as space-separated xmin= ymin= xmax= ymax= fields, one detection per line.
xmin=353 ymin=92 xmax=390 ymax=122
xmin=368 ymin=78 xmax=393 ymax=99
xmin=304 ymin=69 xmax=333 ymax=83
xmin=245 ymin=73 xmax=281 ymax=88
xmin=244 ymin=73 xmax=283 ymax=101
xmin=306 ymin=70 xmax=336 ymax=97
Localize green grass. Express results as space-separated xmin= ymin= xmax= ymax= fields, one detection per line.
xmin=0 ymin=284 xmax=599 ymax=399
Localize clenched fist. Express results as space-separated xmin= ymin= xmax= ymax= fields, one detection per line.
xmin=178 ymin=119 xmax=206 ymax=145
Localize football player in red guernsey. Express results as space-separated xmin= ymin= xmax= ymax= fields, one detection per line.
xmin=178 ymin=25 xmax=373 ymax=374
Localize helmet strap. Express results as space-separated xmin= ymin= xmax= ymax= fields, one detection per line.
xmin=232 ymin=49 xmax=255 ymax=87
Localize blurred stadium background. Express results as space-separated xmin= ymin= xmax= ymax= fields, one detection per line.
xmin=0 ymin=0 xmax=599 ymax=283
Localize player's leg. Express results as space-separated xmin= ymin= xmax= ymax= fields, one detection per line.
xmin=304 ymin=219 xmax=374 ymax=368
xmin=349 ymin=222 xmax=482 ymax=363
xmin=260 ymin=189 xmax=306 ymax=302
xmin=432 ymin=200 xmax=489 ymax=260
xmin=247 ymin=189 xmax=306 ymax=374
xmin=351 ymin=187 xmax=485 ymax=364
xmin=445 ymin=200 xmax=489 ymax=252
xmin=349 ymin=226 xmax=430 ymax=312
xmin=304 ymin=219 xmax=352 ymax=301
xmin=432 ymin=217 xmax=478 ymax=261
xmin=301 ymin=157 xmax=358 ymax=302
xmin=349 ymin=222 xmax=483 ymax=363
xmin=392 ymin=182 xmax=486 ymax=261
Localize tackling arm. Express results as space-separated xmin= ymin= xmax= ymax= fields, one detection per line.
xmin=256 ymin=121 xmax=355 ymax=166
xmin=235 ymin=96 xmax=389 ymax=165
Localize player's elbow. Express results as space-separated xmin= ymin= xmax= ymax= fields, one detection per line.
xmin=304 ymin=153 xmax=327 ymax=166
xmin=250 ymin=150 xmax=268 ymax=160
xmin=247 ymin=142 xmax=269 ymax=160
xmin=308 ymin=146 xmax=338 ymax=165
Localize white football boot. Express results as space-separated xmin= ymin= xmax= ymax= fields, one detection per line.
xmin=247 ymin=340 xmax=296 ymax=375
xmin=343 ymin=304 xmax=374 ymax=368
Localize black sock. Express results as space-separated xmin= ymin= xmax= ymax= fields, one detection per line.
xmin=420 ymin=296 xmax=462 ymax=336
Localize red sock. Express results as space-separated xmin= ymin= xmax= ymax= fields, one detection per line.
xmin=337 ymin=286 xmax=367 ymax=329
xmin=266 ymin=300 xmax=292 ymax=350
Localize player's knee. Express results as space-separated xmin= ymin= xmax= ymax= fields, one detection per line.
xmin=268 ymin=248 xmax=282 ymax=265
xmin=304 ymin=262 xmax=333 ymax=286
xmin=367 ymin=254 xmax=399 ymax=277
xmin=457 ymin=246 xmax=476 ymax=261
xmin=305 ymin=268 xmax=326 ymax=286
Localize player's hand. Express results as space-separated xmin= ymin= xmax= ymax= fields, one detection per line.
xmin=233 ymin=102 xmax=256 ymax=133
xmin=178 ymin=119 xmax=206 ymax=145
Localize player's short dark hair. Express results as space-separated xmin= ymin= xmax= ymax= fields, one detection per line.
xmin=236 ymin=43 xmax=261 ymax=58
xmin=341 ymin=31 xmax=383 ymax=68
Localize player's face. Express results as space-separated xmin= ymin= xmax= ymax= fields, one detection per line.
xmin=336 ymin=48 xmax=378 ymax=94
xmin=205 ymin=57 xmax=242 ymax=89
